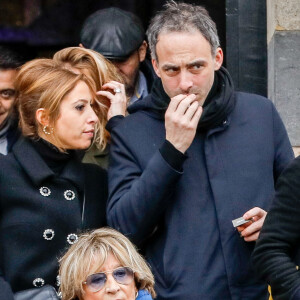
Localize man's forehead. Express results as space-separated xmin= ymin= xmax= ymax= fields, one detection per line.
xmin=155 ymin=31 xmax=213 ymax=62
xmin=0 ymin=69 xmax=17 ymax=87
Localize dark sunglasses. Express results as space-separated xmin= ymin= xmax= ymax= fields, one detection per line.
xmin=83 ymin=266 xmax=134 ymax=292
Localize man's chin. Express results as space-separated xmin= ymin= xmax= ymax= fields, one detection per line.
xmin=196 ymin=97 xmax=206 ymax=106
xmin=125 ymin=85 xmax=135 ymax=98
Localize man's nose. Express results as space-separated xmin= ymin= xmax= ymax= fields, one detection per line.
xmin=179 ymin=71 xmax=193 ymax=92
xmin=105 ymin=274 xmax=120 ymax=294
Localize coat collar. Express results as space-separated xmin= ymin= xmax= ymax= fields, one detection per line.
xmin=13 ymin=137 xmax=84 ymax=190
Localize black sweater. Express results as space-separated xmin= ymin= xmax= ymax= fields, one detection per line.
xmin=252 ymin=156 xmax=300 ymax=300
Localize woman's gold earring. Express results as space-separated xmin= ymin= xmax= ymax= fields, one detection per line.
xmin=43 ymin=125 xmax=53 ymax=135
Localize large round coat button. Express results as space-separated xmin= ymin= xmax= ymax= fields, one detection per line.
xmin=64 ymin=190 xmax=75 ymax=201
xmin=67 ymin=233 xmax=78 ymax=244
xmin=43 ymin=229 xmax=55 ymax=240
xmin=39 ymin=186 xmax=51 ymax=197
xmin=56 ymin=275 xmax=61 ymax=287
xmin=33 ymin=277 xmax=45 ymax=287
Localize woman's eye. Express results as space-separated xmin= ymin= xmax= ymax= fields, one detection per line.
xmin=75 ymin=104 xmax=85 ymax=111
xmin=114 ymin=269 xmax=126 ymax=278
xmin=91 ymin=275 xmax=105 ymax=284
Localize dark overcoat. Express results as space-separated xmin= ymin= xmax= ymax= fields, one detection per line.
xmin=0 ymin=137 xmax=107 ymax=299
xmin=253 ymin=156 xmax=300 ymax=300
xmin=107 ymin=91 xmax=294 ymax=300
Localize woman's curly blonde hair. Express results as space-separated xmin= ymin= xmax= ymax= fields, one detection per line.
xmin=53 ymin=47 xmax=124 ymax=150
xmin=59 ymin=227 xmax=156 ymax=300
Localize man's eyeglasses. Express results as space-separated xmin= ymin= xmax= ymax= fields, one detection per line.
xmin=83 ymin=266 xmax=134 ymax=292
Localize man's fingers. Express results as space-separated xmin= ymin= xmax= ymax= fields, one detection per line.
xmin=175 ymin=94 xmax=197 ymax=115
xmin=240 ymin=218 xmax=264 ymax=237
xmin=191 ymin=105 xmax=203 ymax=125
xmin=238 ymin=206 xmax=267 ymax=242
xmin=243 ymin=232 xmax=260 ymax=242
xmin=183 ymin=101 xmax=199 ymax=119
xmin=243 ymin=207 xmax=267 ymax=220
xmin=167 ymin=94 xmax=188 ymax=113
xmin=240 ymin=223 xmax=260 ymax=237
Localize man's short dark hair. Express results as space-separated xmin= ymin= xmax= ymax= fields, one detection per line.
xmin=147 ymin=1 xmax=220 ymax=61
xmin=0 ymin=45 xmax=25 ymax=70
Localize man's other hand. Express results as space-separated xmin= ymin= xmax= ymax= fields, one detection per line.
xmin=237 ymin=207 xmax=267 ymax=242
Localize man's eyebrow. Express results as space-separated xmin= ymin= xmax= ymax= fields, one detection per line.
xmin=161 ymin=63 xmax=179 ymax=70
xmin=186 ymin=59 xmax=206 ymax=68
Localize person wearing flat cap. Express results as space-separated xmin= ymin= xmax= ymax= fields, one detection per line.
xmin=80 ymin=7 xmax=156 ymax=168
xmin=80 ymin=7 xmax=155 ymax=106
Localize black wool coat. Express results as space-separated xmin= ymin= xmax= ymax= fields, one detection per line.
xmin=253 ymin=156 xmax=300 ymax=300
xmin=0 ymin=137 xmax=107 ymax=299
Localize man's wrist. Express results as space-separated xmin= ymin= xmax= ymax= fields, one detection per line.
xmin=159 ymin=140 xmax=187 ymax=171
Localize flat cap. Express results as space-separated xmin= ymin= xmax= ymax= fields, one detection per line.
xmin=80 ymin=7 xmax=145 ymax=60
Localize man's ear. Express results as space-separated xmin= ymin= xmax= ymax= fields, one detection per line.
xmin=79 ymin=43 xmax=85 ymax=48
xmin=214 ymin=47 xmax=223 ymax=71
xmin=36 ymin=108 xmax=49 ymax=127
xmin=151 ymin=58 xmax=161 ymax=78
xmin=138 ymin=41 xmax=147 ymax=63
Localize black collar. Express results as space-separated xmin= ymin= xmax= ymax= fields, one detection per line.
xmin=13 ymin=137 xmax=84 ymax=190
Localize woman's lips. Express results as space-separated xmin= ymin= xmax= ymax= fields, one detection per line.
xmin=83 ymin=129 xmax=94 ymax=138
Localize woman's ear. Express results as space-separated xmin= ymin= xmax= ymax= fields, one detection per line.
xmin=36 ymin=108 xmax=49 ymax=127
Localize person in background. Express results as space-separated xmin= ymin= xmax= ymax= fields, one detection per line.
xmin=79 ymin=8 xmax=156 ymax=168
xmin=53 ymin=47 xmax=126 ymax=168
xmin=0 ymin=57 xmax=123 ymax=299
xmin=252 ymin=156 xmax=300 ymax=300
xmin=59 ymin=227 xmax=155 ymax=300
xmin=80 ymin=7 xmax=156 ymax=106
xmin=107 ymin=1 xmax=294 ymax=299
xmin=0 ymin=46 xmax=24 ymax=155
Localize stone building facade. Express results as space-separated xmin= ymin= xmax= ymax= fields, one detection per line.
xmin=267 ymin=0 xmax=300 ymax=156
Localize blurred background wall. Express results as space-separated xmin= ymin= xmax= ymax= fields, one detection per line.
xmin=267 ymin=0 xmax=300 ymax=156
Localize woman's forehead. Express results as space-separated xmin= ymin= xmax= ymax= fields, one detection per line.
xmin=87 ymin=251 xmax=120 ymax=274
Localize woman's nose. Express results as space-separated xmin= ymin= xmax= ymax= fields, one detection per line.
xmin=88 ymin=106 xmax=98 ymax=124
xmin=105 ymin=274 xmax=120 ymax=294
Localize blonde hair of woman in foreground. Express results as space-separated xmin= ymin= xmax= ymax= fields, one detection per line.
xmin=59 ymin=227 xmax=156 ymax=300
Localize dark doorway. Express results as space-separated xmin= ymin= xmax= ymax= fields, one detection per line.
xmin=0 ymin=1 xmax=226 ymax=58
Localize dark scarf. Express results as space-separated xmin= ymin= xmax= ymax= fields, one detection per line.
xmin=150 ymin=66 xmax=236 ymax=131
xmin=31 ymin=138 xmax=82 ymax=176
